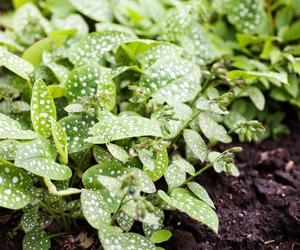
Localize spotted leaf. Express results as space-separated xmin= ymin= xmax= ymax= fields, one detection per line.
xmin=93 ymin=145 xmax=120 ymax=165
xmin=107 ymin=143 xmax=129 ymax=164
xmin=15 ymin=138 xmax=72 ymax=180
xmin=127 ymin=168 xmax=156 ymax=194
xmin=0 ymin=140 xmax=20 ymax=160
xmin=59 ymin=114 xmax=97 ymax=153
xmin=0 ymin=113 xmax=36 ymax=140
xmin=183 ymin=129 xmax=207 ymax=162
xmin=0 ymin=47 xmax=34 ymax=80
xmin=31 ymin=79 xmax=56 ymax=138
xmin=187 ymin=182 xmax=215 ymax=209
xmin=81 ymin=189 xmax=111 ymax=229
xmin=0 ymin=159 xmax=32 ymax=209
xmin=68 ymin=31 xmax=134 ymax=66
xmin=164 ymin=163 xmax=186 ymax=191
xmin=50 ymin=117 xmax=68 ymax=164
xmin=142 ymin=208 xmax=164 ymax=237
xmin=199 ymin=112 xmax=232 ymax=143
xmin=98 ymin=226 xmax=156 ymax=250
xmin=23 ymin=227 xmax=51 ymax=250
xmin=172 ymin=154 xmax=195 ymax=176
xmin=116 ymin=211 xmax=134 ymax=232
xmin=158 ymin=188 xmax=219 ymax=233
xmin=140 ymin=56 xmax=201 ymax=103
xmin=65 ymin=65 xmax=116 ymax=110
xmin=86 ymin=113 xmax=163 ymax=144
xmin=20 ymin=206 xmax=40 ymax=233
xmin=68 ymin=0 xmax=112 ymax=22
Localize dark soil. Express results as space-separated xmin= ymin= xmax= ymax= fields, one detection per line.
xmin=1 ymin=123 xmax=300 ymax=249
xmin=164 ymin=121 xmax=300 ymax=250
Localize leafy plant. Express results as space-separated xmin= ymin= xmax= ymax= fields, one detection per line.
xmin=0 ymin=1 xmax=271 ymax=249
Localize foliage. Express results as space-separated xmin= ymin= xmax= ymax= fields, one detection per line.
xmin=4 ymin=0 xmax=298 ymax=249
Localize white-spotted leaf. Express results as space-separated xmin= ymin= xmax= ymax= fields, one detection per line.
xmin=15 ymin=138 xmax=72 ymax=180
xmin=164 ymin=163 xmax=186 ymax=191
xmin=93 ymin=145 xmax=120 ymax=165
xmin=31 ymin=79 xmax=56 ymax=138
xmin=107 ymin=143 xmax=129 ymax=164
xmin=20 ymin=206 xmax=40 ymax=233
xmin=183 ymin=129 xmax=207 ymax=162
xmin=158 ymin=188 xmax=219 ymax=233
xmin=142 ymin=208 xmax=164 ymax=237
xmin=0 ymin=140 xmax=20 ymax=160
xmin=116 ymin=211 xmax=134 ymax=232
xmin=172 ymin=154 xmax=195 ymax=176
xmin=23 ymin=227 xmax=51 ymax=250
xmin=81 ymin=189 xmax=111 ymax=229
xmin=187 ymin=182 xmax=215 ymax=208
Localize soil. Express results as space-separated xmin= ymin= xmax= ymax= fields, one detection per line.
xmin=1 ymin=122 xmax=300 ymax=250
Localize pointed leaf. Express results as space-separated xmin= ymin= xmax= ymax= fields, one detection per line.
xmin=187 ymin=182 xmax=215 ymax=208
xmin=81 ymin=189 xmax=111 ymax=229
xmin=0 ymin=47 xmax=33 ymax=80
xmin=0 ymin=140 xmax=20 ymax=160
xmin=158 ymin=188 xmax=219 ymax=233
xmin=69 ymin=31 xmax=134 ymax=66
xmin=20 ymin=206 xmax=40 ymax=233
xmin=172 ymin=154 xmax=195 ymax=176
xmin=183 ymin=129 xmax=207 ymax=162
xmin=142 ymin=208 xmax=164 ymax=237
xmin=31 ymin=79 xmax=56 ymax=138
xmin=150 ymin=229 xmax=172 ymax=244
xmin=93 ymin=145 xmax=120 ymax=164
xmin=116 ymin=211 xmax=134 ymax=232
xmin=164 ymin=164 xmax=186 ymax=191
xmin=107 ymin=143 xmax=129 ymax=163
xmin=23 ymin=227 xmax=51 ymax=250
xmin=15 ymin=138 xmax=72 ymax=180
xmin=247 ymin=86 xmax=265 ymax=111
xmin=87 ymin=113 xmax=163 ymax=144
xmin=127 ymin=168 xmax=156 ymax=194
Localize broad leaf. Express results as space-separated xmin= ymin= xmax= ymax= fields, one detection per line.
xmin=187 ymin=182 xmax=215 ymax=208
xmin=31 ymin=79 xmax=56 ymax=138
xmin=20 ymin=206 xmax=40 ymax=233
xmin=65 ymin=65 xmax=116 ymax=110
xmin=0 ymin=47 xmax=34 ymax=80
xmin=247 ymin=86 xmax=265 ymax=111
xmin=0 ymin=140 xmax=20 ymax=160
xmin=0 ymin=113 xmax=36 ymax=140
xmin=81 ymin=189 xmax=111 ymax=229
xmin=69 ymin=31 xmax=134 ymax=66
xmin=87 ymin=113 xmax=163 ymax=144
xmin=172 ymin=154 xmax=195 ymax=176
xmin=183 ymin=129 xmax=207 ymax=162
xmin=158 ymin=188 xmax=219 ymax=233
xmin=164 ymin=163 xmax=186 ymax=191
xmin=150 ymin=229 xmax=172 ymax=244
xmin=116 ymin=211 xmax=134 ymax=232
xmin=107 ymin=143 xmax=129 ymax=164
xmin=15 ymin=138 xmax=72 ymax=180
xmin=199 ymin=112 xmax=232 ymax=143
xmin=23 ymin=227 xmax=51 ymax=250
xmin=142 ymin=208 xmax=164 ymax=237
xmin=93 ymin=145 xmax=120 ymax=165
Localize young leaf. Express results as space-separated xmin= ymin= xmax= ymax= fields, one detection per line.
xmin=87 ymin=113 xmax=163 ymax=144
xmin=81 ymin=189 xmax=111 ymax=229
xmin=116 ymin=211 xmax=135 ymax=232
xmin=187 ymin=182 xmax=215 ymax=208
xmin=68 ymin=0 xmax=112 ymax=22
xmin=93 ymin=145 xmax=120 ymax=165
xmin=127 ymin=168 xmax=156 ymax=194
xmin=0 ymin=113 xmax=36 ymax=140
xmin=164 ymin=164 xmax=186 ymax=191
xmin=59 ymin=113 xmax=97 ymax=153
xmin=183 ymin=129 xmax=207 ymax=162
xmin=69 ymin=31 xmax=134 ymax=66
xmin=50 ymin=117 xmax=68 ymax=164
xmin=0 ymin=47 xmax=34 ymax=80
xmin=23 ymin=226 xmax=51 ymax=250
xmin=31 ymin=79 xmax=56 ymax=138
xmin=172 ymin=154 xmax=195 ymax=176
xmin=20 ymin=206 xmax=40 ymax=233
xmin=64 ymin=65 xmax=116 ymax=110
xmin=0 ymin=159 xmax=32 ymax=209
xmin=247 ymin=86 xmax=265 ymax=111
xmin=158 ymin=188 xmax=219 ymax=233
xmin=150 ymin=229 xmax=172 ymax=244
xmin=15 ymin=138 xmax=72 ymax=180
xmin=199 ymin=112 xmax=232 ymax=143
xmin=107 ymin=143 xmax=129 ymax=164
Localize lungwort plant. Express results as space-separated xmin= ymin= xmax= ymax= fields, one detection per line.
xmin=0 ymin=1 xmax=265 ymax=249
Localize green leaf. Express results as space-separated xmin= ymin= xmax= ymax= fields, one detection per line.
xmin=15 ymin=138 xmax=72 ymax=180
xmin=59 ymin=113 xmax=97 ymax=153
xmin=23 ymin=227 xmax=51 ymax=250
xmin=199 ymin=112 xmax=232 ymax=143
xmin=247 ymin=86 xmax=265 ymax=111
xmin=0 ymin=113 xmax=36 ymax=140
xmin=0 ymin=159 xmax=32 ymax=209
xmin=93 ymin=145 xmax=120 ymax=165
xmin=141 ymin=145 xmax=168 ymax=182
xmin=150 ymin=229 xmax=172 ymax=244
xmin=81 ymin=189 xmax=111 ymax=229
xmin=107 ymin=143 xmax=129 ymax=164
xmin=50 ymin=117 xmax=68 ymax=164
xmin=31 ymin=79 xmax=56 ymax=138
xmin=172 ymin=154 xmax=195 ymax=176
xmin=183 ymin=129 xmax=207 ymax=162
xmin=87 ymin=113 xmax=163 ymax=144
xmin=142 ymin=208 xmax=164 ymax=237
xmin=65 ymin=65 xmax=116 ymax=110
xmin=158 ymin=188 xmax=218 ymax=233
xmin=116 ymin=211 xmax=134 ymax=232
xmin=68 ymin=0 xmax=112 ymax=22
xmin=68 ymin=31 xmax=134 ymax=66
xmin=140 ymin=57 xmax=201 ymax=103
xmin=20 ymin=206 xmax=40 ymax=233
xmin=164 ymin=163 xmax=186 ymax=191
xmin=0 ymin=140 xmax=20 ymax=160
xmin=127 ymin=167 xmax=156 ymax=194
xmin=52 ymin=14 xmax=88 ymax=37
xmin=0 ymin=47 xmax=34 ymax=80
xmin=187 ymin=182 xmax=215 ymax=208
xmin=98 ymin=226 xmax=156 ymax=250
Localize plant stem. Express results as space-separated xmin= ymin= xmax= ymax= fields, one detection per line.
xmin=179 ymin=163 xmax=212 ymax=188
xmin=110 ymin=193 xmax=127 ymax=226
xmin=40 ymin=202 xmax=58 ymax=217
xmin=59 ymin=197 xmax=70 ymax=231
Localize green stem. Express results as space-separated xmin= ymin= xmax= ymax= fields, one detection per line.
xmin=179 ymin=164 xmax=212 ymax=188
xmin=40 ymin=202 xmax=58 ymax=217
xmin=44 ymin=178 xmax=82 ymax=196
xmin=110 ymin=193 xmax=127 ymax=226
xmin=59 ymin=197 xmax=70 ymax=231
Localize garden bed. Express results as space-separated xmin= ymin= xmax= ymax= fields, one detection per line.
xmin=1 ymin=120 xmax=299 ymax=250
